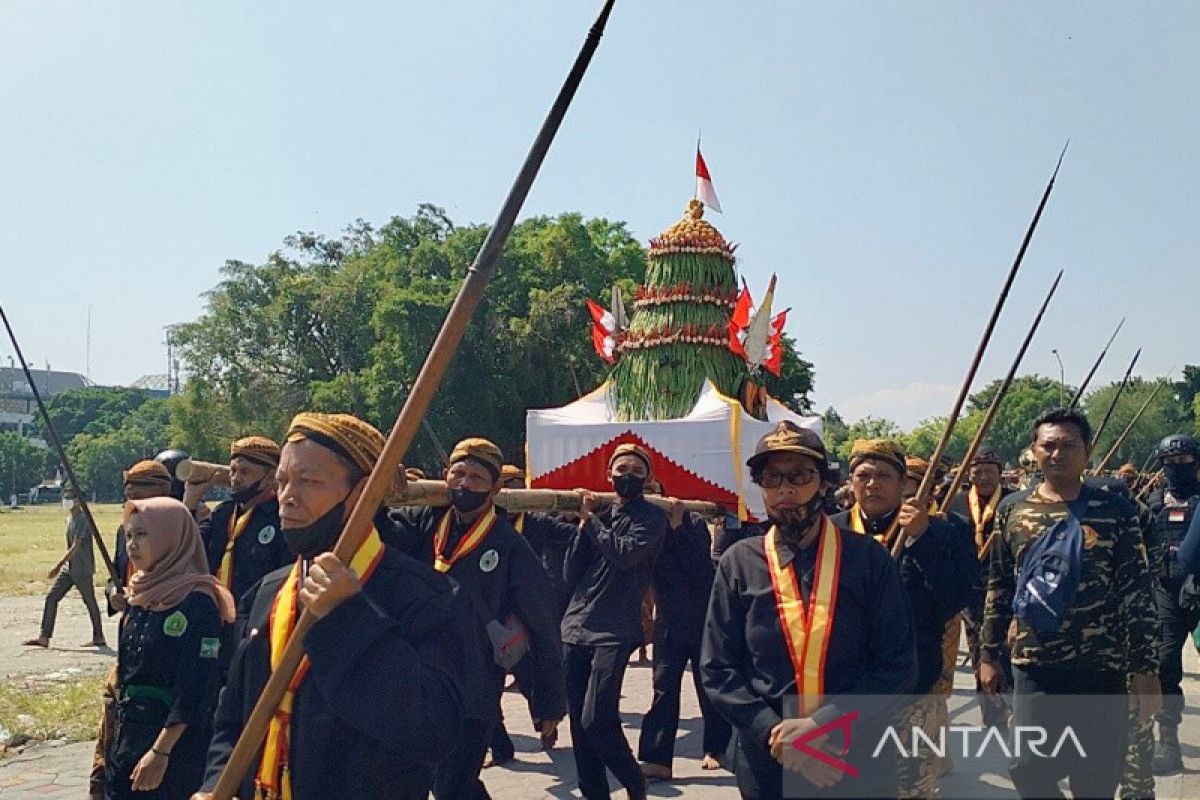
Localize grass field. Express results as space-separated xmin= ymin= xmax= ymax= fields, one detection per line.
xmin=0 ymin=504 xmax=126 ymax=596
xmin=0 ymin=673 xmax=107 ymax=744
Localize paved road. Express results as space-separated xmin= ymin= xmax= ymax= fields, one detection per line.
xmin=4 ymin=596 xmax=1200 ymax=798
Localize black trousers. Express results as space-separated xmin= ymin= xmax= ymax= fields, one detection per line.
xmin=1008 ymin=666 xmax=1126 ymax=800
xmin=1155 ymin=576 xmax=1200 ymax=727
xmin=41 ymin=569 xmax=104 ymax=640
xmin=433 ymin=716 xmax=495 ymax=800
xmin=488 ymin=653 xmax=537 ymax=761
xmin=564 ymin=641 xmax=645 ymax=799
xmin=637 ymin=635 xmax=731 ymax=767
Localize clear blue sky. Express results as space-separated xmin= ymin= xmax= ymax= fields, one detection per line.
xmin=1 ymin=1 xmax=1195 ymax=428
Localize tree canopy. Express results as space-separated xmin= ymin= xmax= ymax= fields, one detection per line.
xmin=169 ymin=205 xmax=816 ymax=472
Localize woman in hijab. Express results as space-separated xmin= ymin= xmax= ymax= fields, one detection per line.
xmin=105 ymin=497 xmax=235 ymax=799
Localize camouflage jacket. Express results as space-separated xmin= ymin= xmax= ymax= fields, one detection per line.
xmin=981 ymin=485 xmax=1158 ymax=674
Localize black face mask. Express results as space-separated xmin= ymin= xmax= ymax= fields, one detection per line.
xmin=1164 ymin=463 xmax=1199 ymax=495
xmin=771 ymin=493 xmax=826 ymax=547
xmin=450 ymin=486 xmax=490 ymax=514
xmin=230 ymin=480 xmax=263 ymax=506
xmin=613 ymin=474 xmax=645 ymax=500
xmin=283 ymin=500 xmax=346 ymax=560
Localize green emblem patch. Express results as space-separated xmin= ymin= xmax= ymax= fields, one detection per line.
xmin=163 ymin=610 xmax=188 ymax=638
xmin=258 ymin=525 xmax=276 ymax=545
xmin=199 ymin=637 xmax=221 ymax=659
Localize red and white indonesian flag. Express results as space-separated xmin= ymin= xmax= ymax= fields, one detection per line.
xmin=695 ymin=146 xmax=722 ymax=213
xmin=728 ymin=279 xmax=753 ymax=358
xmin=586 ymin=298 xmax=618 ymax=364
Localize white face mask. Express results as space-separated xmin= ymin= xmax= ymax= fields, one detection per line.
xmin=63 ymin=497 xmax=76 ymax=510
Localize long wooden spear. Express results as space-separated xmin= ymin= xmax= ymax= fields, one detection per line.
xmin=939 ymin=270 xmax=1063 ymax=514
xmin=209 ymin=2 xmax=617 ymax=796
xmin=890 ymin=144 xmax=1066 ymax=559
xmin=1067 ymin=317 xmax=1124 ymax=409
xmin=1093 ymin=378 xmax=1167 ymax=474
xmin=1087 ymin=347 xmax=1141 ymax=458
xmin=0 ymin=305 xmax=119 ymax=585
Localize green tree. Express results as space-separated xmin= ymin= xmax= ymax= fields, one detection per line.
xmin=1083 ymin=377 xmax=1189 ymax=469
xmin=38 ymin=387 xmax=154 ymax=444
xmin=902 ymin=415 xmax=979 ymax=463
xmin=965 ymin=375 xmax=1065 ymax=464
xmin=834 ymin=417 xmax=903 ymax=464
xmin=823 ymin=407 xmax=849 ymax=457
xmin=170 ymin=205 xmax=817 ymax=473
xmin=66 ymin=400 xmax=172 ymax=499
xmin=0 ymin=433 xmax=55 ymax=497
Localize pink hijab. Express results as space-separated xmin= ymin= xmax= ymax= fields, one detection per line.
xmin=125 ymin=497 xmax=236 ymax=623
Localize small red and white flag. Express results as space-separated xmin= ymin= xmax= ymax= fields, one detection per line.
xmin=762 ymin=309 xmax=790 ymax=377
xmin=695 ymin=145 xmax=722 ymax=213
xmin=586 ymin=298 xmax=618 ymax=364
xmin=728 ymin=279 xmax=753 ymax=358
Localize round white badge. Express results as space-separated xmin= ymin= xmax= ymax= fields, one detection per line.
xmin=479 ymin=549 xmax=500 ymax=573
xmin=258 ymin=525 xmax=276 ymax=545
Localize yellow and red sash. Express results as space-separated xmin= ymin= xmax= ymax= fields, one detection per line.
xmin=513 ymin=513 xmax=526 ymax=535
xmin=217 ymin=492 xmax=275 ymax=589
xmin=967 ymin=486 xmax=1002 ymax=557
xmin=847 ymin=503 xmax=900 ymax=547
xmin=432 ymin=506 xmax=497 ymax=573
xmin=255 ymin=528 xmax=385 ymax=800
xmin=763 ymin=516 xmax=841 ymax=716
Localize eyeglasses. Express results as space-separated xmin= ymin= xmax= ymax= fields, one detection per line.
xmin=759 ymin=468 xmax=820 ymax=489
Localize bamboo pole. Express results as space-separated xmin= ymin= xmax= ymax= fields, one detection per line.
xmin=397 ymin=480 xmax=723 ymax=518
xmin=209 ymin=3 xmax=617 ymax=796
xmin=0 ymin=306 xmax=119 ymax=585
xmin=939 ymin=270 xmax=1063 ymax=514
xmin=890 ymin=144 xmax=1067 ymax=559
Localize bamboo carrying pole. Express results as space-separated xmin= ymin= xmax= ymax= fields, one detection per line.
xmin=176 ymin=459 xmax=231 ymax=487
xmin=890 ymin=145 xmax=1067 ymax=559
xmin=0 ymin=305 xmax=119 ymax=585
xmin=939 ymin=271 xmax=1064 ymax=515
xmin=1067 ymin=317 xmax=1125 ymax=409
xmin=209 ymin=3 xmax=617 ymax=796
xmin=1093 ymin=379 xmax=1168 ymax=475
xmin=397 ymin=479 xmax=723 ymax=518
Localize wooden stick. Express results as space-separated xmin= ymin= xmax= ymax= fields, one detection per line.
xmin=396 ymin=479 xmax=724 ymax=518
xmin=940 ymin=270 xmax=1063 ymax=513
xmin=210 ymin=3 xmax=617 ymax=796
xmin=1093 ymin=379 xmax=1166 ymax=475
xmin=890 ymin=144 xmax=1067 ymax=559
xmin=0 ymin=305 xmax=119 ymax=585
xmin=1067 ymin=317 xmax=1124 ymax=409
xmin=1087 ymin=347 xmax=1141 ymax=458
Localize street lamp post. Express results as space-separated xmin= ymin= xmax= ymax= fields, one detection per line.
xmin=1051 ymin=349 xmax=1065 ymax=406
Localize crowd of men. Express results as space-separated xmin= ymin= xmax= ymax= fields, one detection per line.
xmin=21 ymin=404 xmax=1200 ymax=800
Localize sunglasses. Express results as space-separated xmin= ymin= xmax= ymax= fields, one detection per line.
xmin=759 ymin=468 xmax=820 ymax=489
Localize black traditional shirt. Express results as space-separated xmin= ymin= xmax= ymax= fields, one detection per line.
xmin=200 ymin=497 xmax=289 ymax=605
xmin=700 ymin=526 xmax=917 ymax=750
xmin=203 ymin=548 xmax=469 ymax=800
xmin=560 ymin=496 xmax=666 ymax=648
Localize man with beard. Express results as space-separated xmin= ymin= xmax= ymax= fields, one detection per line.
xmin=831 ymin=441 xmax=974 ymax=798
xmin=948 ymin=446 xmax=1015 ymax=729
xmin=186 ymin=437 xmax=289 ymax=605
xmin=1143 ymin=433 xmax=1200 ymax=774
xmin=981 ymin=408 xmax=1161 ymax=800
xmin=195 ymin=412 xmax=469 ymax=800
xmin=561 ymin=442 xmax=667 ymax=800
xmin=702 ymin=422 xmax=917 ymax=799
xmin=387 ymin=439 xmax=565 ymax=799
